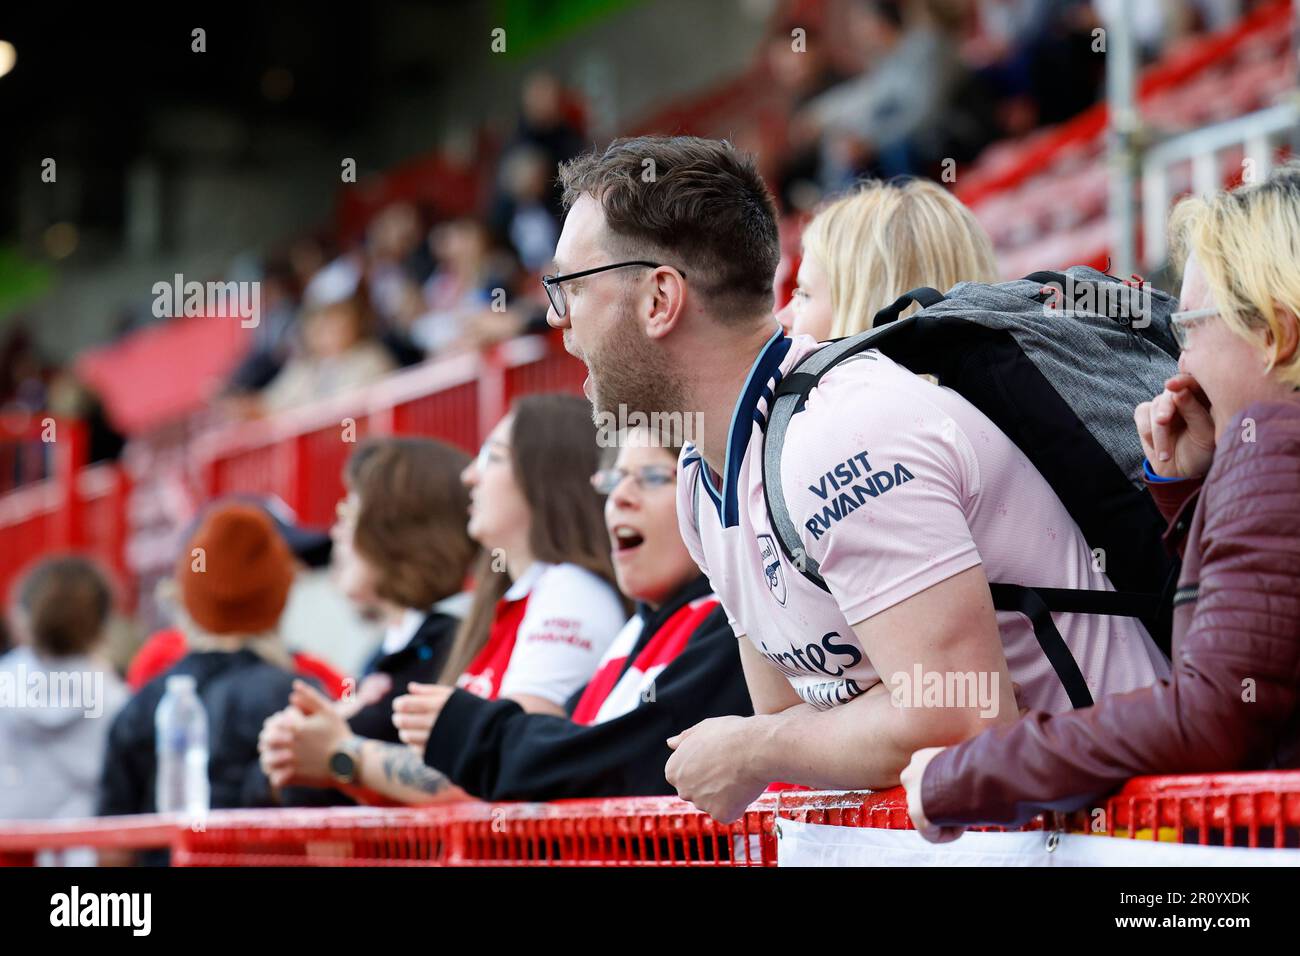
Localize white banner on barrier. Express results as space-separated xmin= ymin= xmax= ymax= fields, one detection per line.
xmin=775 ymin=820 xmax=1300 ymax=867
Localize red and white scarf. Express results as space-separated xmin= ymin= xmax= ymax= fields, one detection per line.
xmin=570 ymin=595 xmax=719 ymax=726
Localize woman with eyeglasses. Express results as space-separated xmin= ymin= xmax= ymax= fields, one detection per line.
xmin=901 ymin=162 xmax=1300 ymax=841
xmin=261 ymin=394 xmax=630 ymax=803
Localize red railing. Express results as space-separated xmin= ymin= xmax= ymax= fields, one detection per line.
xmin=193 ymin=335 xmax=584 ymax=529
xmin=954 ymin=0 xmax=1295 ymax=209
xmin=0 ymin=415 xmax=116 ymax=594
xmin=0 ymin=334 xmax=586 ymax=602
xmin=1 ymin=772 xmax=1297 ymax=867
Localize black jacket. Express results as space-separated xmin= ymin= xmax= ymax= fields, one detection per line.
xmin=348 ymin=611 xmax=458 ymax=744
xmin=98 ymin=649 xmax=304 ymax=815
xmin=422 ymin=576 xmax=753 ymax=801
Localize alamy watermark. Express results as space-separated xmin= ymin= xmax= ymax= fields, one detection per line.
xmin=594 ymin=404 xmax=704 ymax=448
xmin=152 ymin=273 xmax=260 ymax=328
xmin=888 ymin=664 xmax=1000 ymax=719
xmin=50 ymin=886 xmax=151 ymax=936
xmin=1041 ymin=273 xmax=1154 ymax=330
xmin=0 ymin=665 xmax=106 ymax=718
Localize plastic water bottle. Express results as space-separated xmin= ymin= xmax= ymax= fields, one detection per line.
xmin=155 ymin=674 xmax=210 ymax=819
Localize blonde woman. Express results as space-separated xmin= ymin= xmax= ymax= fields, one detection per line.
xmin=776 ymin=178 xmax=998 ymax=340
xmin=903 ymin=162 xmax=1300 ymax=841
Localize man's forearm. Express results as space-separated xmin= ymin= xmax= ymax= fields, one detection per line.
xmin=357 ymin=740 xmax=456 ymax=805
xmin=750 ymin=690 xmax=1001 ymax=791
xmin=747 ymin=691 xmax=905 ymax=790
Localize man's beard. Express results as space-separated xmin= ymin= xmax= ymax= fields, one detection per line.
xmin=585 ymin=297 xmax=685 ymax=423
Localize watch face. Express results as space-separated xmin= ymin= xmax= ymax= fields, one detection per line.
xmin=329 ymin=749 xmax=356 ymax=782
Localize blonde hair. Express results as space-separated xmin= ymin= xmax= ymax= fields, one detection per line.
xmin=1168 ymin=161 xmax=1300 ymax=389
xmin=801 ymin=178 xmax=999 ymax=338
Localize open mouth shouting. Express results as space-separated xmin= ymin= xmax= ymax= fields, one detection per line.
xmin=610 ymin=523 xmax=646 ymax=558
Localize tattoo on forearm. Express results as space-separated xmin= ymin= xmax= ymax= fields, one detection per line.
xmin=378 ymin=743 xmax=448 ymax=794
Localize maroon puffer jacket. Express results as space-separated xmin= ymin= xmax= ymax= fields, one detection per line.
xmin=922 ymin=400 xmax=1300 ymax=827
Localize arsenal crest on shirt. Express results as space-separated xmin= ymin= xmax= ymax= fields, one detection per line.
xmin=756 ymin=533 xmax=786 ymax=607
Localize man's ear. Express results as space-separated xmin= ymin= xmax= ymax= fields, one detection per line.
xmin=643 ymin=267 xmax=688 ymax=341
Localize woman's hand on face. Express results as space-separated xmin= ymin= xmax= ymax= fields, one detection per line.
xmin=1135 ymin=373 xmax=1216 ymax=479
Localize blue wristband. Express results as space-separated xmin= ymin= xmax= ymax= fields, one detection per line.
xmin=1143 ymin=458 xmax=1185 ymax=483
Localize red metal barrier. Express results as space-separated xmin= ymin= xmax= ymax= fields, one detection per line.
xmin=954 ymin=0 xmax=1294 ymax=208
xmin=500 ymin=335 xmax=588 ymax=407
xmin=391 ymin=381 xmax=480 ymax=455
xmin=1102 ymin=771 xmax=1300 ymax=847
xmin=77 ymin=462 xmax=133 ymax=603
xmin=0 ymin=335 xmax=585 ymax=604
xmin=0 ymin=416 xmax=109 ymax=600
xmin=195 ymin=335 xmax=584 ymax=525
xmin=2 ymin=773 xmax=1297 ymax=867
xmin=0 ymin=486 xmax=58 ymax=600
xmin=0 ymin=815 xmax=182 ymax=867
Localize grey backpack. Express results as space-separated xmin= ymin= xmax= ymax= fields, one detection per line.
xmin=762 ymin=267 xmax=1182 ymax=708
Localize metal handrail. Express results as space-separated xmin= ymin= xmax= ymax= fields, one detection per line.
xmin=1141 ymin=99 xmax=1300 ymax=268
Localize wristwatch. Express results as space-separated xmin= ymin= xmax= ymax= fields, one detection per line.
xmin=328 ymin=736 xmax=363 ymax=785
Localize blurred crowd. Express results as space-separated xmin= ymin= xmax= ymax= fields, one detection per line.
xmin=765 ymin=0 xmax=1246 ymax=209
xmin=1 ymin=397 xmax=755 ymax=863
xmin=1 ymin=0 xmax=1260 ymax=447
xmin=221 ymin=69 xmax=585 ymax=419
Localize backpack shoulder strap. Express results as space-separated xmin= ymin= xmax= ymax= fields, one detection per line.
xmin=760 ymin=324 xmax=909 ymax=592
xmin=988 ymin=584 xmax=1094 ymax=708
xmin=760 ymin=293 xmax=944 ymax=588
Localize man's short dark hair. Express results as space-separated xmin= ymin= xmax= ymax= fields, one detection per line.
xmin=558 ymin=135 xmax=780 ymax=319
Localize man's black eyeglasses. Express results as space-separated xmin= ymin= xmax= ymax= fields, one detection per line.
xmin=542 ymin=261 xmax=685 ymax=318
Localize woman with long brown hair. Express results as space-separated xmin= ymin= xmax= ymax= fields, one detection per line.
xmin=439 ymin=393 xmax=628 ymax=714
